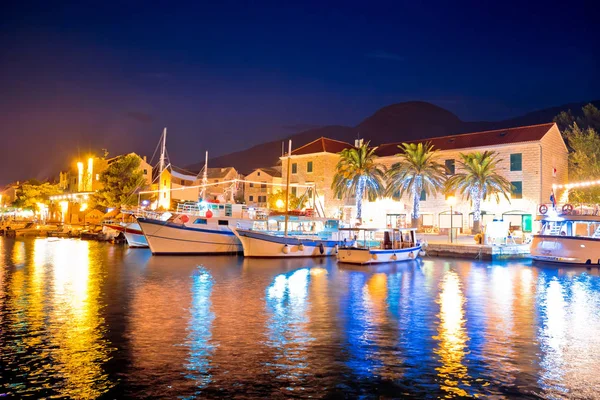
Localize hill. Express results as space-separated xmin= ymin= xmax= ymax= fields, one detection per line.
xmin=188 ymin=100 xmax=600 ymax=174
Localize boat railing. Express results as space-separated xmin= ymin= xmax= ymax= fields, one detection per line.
xmin=538 ymin=203 xmax=600 ymax=216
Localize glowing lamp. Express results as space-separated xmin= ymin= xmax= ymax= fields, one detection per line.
xmin=79 ymin=203 xmax=88 ymax=212
xmin=446 ymin=195 xmax=456 ymax=206
xmin=276 ymin=199 xmax=285 ymax=209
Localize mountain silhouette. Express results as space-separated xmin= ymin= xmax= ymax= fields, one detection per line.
xmin=188 ymin=100 xmax=599 ymax=174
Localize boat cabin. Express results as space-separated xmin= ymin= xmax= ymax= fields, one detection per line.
xmin=537 ymin=215 xmax=600 ymax=238
xmin=338 ymin=227 xmax=417 ymax=249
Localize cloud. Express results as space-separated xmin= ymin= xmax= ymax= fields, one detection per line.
xmin=126 ymin=111 xmax=153 ymax=123
xmin=366 ymin=51 xmax=403 ymax=61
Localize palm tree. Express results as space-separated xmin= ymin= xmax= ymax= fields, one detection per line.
xmin=445 ymin=151 xmax=513 ymax=234
xmin=385 ymin=142 xmax=447 ymax=227
xmin=332 ymin=141 xmax=386 ymax=222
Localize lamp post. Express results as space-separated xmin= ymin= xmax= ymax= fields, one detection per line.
xmin=447 ymin=195 xmax=456 ymax=243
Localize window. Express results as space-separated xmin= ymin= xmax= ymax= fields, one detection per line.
xmin=249 ymin=195 xmax=254 ymax=201
xmin=510 ymin=153 xmax=522 ymax=171
xmin=143 ymin=169 xmax=147 ymax=174
xmin=218 ymin=220 xmax=228 ymax=226
xmin=258 ymin=195 xmax=267 ymax=203
xmin=96 ymin=173 xmax=100 ymax=181
xmin=511 ymin=181 xmax=523 ymax=199
xmin=194 ymin=218 xmax=207 ymax=225
xmin=261 ymin=183 xmax=267 ymax=192
xmin=307 ymin=161 xmax=313 ymax=173
xmin=292 ymin=163 xmax=297 ymax=174
xmin=163 ymin=192 xmax=167 ymax=198
xmin=257 ymin=172 xmax=261 ymax=176
xmin=445 ymin=159 xmax=455 ymax=175
xmin=164 ymin=180 xmax=167 ymax=186
xmin=291 ymin=187 xmax=297 ymax=196
xmin=249 ymin=183 xmax=254 ymax=188
xmin=420 ymin=190 xmax=426 ymax=201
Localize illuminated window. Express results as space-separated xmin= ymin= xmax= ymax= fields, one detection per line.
xmin=292 ymin=163 xmax=297 ymax=174
xmin=307 ymin=161 xmax=313 ymax=173
xmin=420 ymin=190 xmax=426 ymax=201
xmin=511 ymin=181 xmax=523 ymax=199
xmin=510 ymin=154 xmax=522 ymax=171
xmin=96 ymin=173 xmax=100 ymax=181
xmin=445 ymin=159 xmax=455 ymax=175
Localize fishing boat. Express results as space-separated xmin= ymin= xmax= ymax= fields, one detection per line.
xmin=336 ymin=227 xmax=421 ymax=265
xmin=232 ymin=140 xmax=340 ymax=258
xmin=103 ymin=221 xmax=148 ymax=248
xmin=233 ymin=216 xmax=341 ymax=257
xmin=137 ymin=202 xmax=247 ymax=254
xmin=531 ymin=205 xmax=600 ymax=265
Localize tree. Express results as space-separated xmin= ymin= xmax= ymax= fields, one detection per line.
xmin=94 ymin=154 xmax=147 ymax=208
xmin=565 ymin=124 xmax=600 ymax=204
xmin=12 ymin=181 xmax=62 ymax=209
xmin=267 ymin=190 xmax=305 ymax=210
xmin=385 ymin=142 xmax=446 ymax=228
xmin=554 ymin=103 xmax=600 ymax=138
xmin=332 ymin=141 xmax=386 ymax=222
xmin=445 ymin=151 xmax=513 ymax=234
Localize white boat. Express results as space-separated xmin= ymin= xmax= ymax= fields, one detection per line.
xmin=531 ymin=212 xmax=600 ymax=265
xmin=336 ymin=227 xmax=421 ymax=265
xmin=103 ymin=222 xmax=148 ymax=248
xmin=137 ymin=214 xmax=243 ymax=255
xmin=232 ymin=217 xmax=341 ymax=257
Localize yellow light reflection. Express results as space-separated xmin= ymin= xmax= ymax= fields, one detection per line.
xmin=434 ymin=270 xmax=472 ymax=397
xmin=49 ymin=240 xmax=113 ymax=398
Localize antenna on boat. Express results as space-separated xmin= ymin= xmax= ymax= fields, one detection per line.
xmin=284 ymin=140 xmax=292 ymax=237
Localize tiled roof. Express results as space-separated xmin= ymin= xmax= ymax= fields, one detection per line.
xmin=376 ymin=123 xmax=556 ymax=157
xmin=206 ymin=167 xmax=237 ymax=179
xmin=256 ymin=166 xmax=282 ymax=177
xmin=291 ymin=137 xmax=354 ymax=156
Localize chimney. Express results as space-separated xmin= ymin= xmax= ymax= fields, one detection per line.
xmin=355 ymin=138 xmax=363 ymax=147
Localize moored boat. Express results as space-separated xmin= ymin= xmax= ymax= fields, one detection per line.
xmin=232 ymin=217 xmax=341 ymax=257
xmin=137 ymin=214 xmax=243 ymax=255
xmin=531 ymin=211 xmax=600 ymax=265
xmin=337 ymin=227 xmax=421 ymax=265
xmin=104 ymin=222 xmax=148 ymax=248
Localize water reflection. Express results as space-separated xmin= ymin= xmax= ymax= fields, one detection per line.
xmin=434 ymin=269 xmax=472 ymax=397
xmin=185 ymin=267 xmax=215 ymax=389
xmin=2 ymin=238 xmax=600 ymax=398
xmin=265 ymin=268 xmax=313 ymax=390
xmin=0 ymin=239 xmax=113 ymax=399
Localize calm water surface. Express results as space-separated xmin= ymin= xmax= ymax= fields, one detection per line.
xmin=1 ymin=238 xmax=600 ymax=399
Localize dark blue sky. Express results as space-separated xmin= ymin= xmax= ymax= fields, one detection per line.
xmin=1 ymin=1 xmax=597 ymax=185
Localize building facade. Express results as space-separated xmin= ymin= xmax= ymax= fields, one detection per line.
xmin=244 ymin=167 xmax=282 ymax=207
xmin=281 ymin=123 xmax=569 ymax=232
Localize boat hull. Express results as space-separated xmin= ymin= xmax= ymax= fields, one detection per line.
xmin=337 ymin=245 xmax=421 ymax=265
xmin=531 ymin=235 xmax=600 ymax=265
xmin=233 ymin=229 xmax=338 ymax=257
xmin=137 ymin=218 xmax=242 ymax=255
xmin=105 ymin=223 xmax=148 ymax=248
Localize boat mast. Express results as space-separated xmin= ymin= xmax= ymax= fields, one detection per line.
xmin=201 ymin=151 xmax=208 ymax=200
xmin=284 ymin=140 xmax=292 ymax=237
xmin=159 ymin=127 xmax=167 ymax=176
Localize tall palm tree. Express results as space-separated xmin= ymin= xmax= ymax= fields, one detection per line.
xmin=446 ymin=151 xmax=513 ymax=234
xmin=386 ymin=142 xmax=447 ymax=227
xmin=332 ymin=141 xmax=386 ymax=222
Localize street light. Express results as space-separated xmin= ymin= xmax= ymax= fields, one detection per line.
xmin=447 ymin=195 xmax=456 ymax=243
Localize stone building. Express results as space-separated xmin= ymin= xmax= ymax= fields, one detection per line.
xmin=280 ymin=123 xmax=568 ymax=232
xmin=244 ymin=167 xmax=282 ymax=206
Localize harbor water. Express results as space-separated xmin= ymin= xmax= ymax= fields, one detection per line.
xmin=1 ymin=237 xmax=600 ymax=399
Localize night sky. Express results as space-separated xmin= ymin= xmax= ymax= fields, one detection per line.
xmin=1 ymin=1 xmax=597 ymax=185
